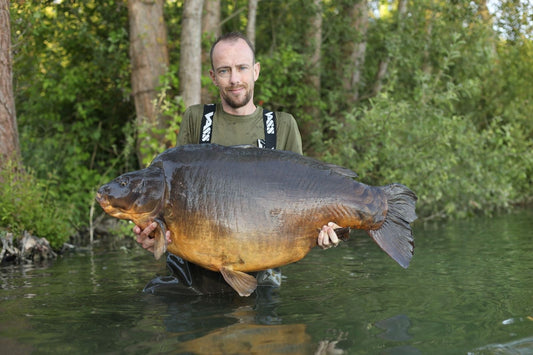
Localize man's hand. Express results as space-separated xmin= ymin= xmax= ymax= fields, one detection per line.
xmin=318 ymin=222 xmax=342 ymax=249
xmin=133 ymin=222 xmax=171 ymax=254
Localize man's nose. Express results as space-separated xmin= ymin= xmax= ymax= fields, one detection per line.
xmin=229 ymin=68 xmax=241 ymax=84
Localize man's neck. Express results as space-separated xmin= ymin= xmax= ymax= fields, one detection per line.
xmin=220 ymin=101 xmax=257 ymax=116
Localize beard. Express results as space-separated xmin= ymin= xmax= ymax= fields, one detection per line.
xmin=221 ymin=85 xmax=253 ymax=109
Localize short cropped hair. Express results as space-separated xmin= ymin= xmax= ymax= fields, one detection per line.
xmin=209 ymin=32 xmax=256 ymax=69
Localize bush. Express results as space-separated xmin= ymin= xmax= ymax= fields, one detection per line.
xmin=322 ymin=78 xmax=533 ymax=220
xmin=0 ymin=160 xmax=73 ymax=249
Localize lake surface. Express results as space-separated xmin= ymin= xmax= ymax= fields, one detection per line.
xmin=1 ymin=209 xmax=532 ymax=354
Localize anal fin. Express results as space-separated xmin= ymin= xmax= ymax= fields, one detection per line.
xmin=220 ymin=266 xmax=257 ymax=297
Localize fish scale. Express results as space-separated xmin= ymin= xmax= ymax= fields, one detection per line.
xmin=96 ymin=144 xmax=417 ymax=296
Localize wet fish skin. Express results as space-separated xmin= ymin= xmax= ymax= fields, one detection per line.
xmin=96 ymin=144 xmax=417 ymax=296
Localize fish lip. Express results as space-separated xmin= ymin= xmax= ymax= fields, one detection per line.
xmin=95 ymin=192 xmax=109 ymax=208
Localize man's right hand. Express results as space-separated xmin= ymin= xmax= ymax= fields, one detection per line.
xmin=134 ymin=222 xmax=171 ymax=254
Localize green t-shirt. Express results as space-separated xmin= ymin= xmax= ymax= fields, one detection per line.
xmin=176 ymin=103 xmax=303 ymax=155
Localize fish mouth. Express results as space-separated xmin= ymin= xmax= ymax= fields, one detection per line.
xmin=94 ymin=193 xmax=126 ymax=217
xmin=95 ymin=192 xmax=109 ymax=209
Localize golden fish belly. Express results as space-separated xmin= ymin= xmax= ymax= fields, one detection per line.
xmin=166 ymin=228 xmax=317 ymax=272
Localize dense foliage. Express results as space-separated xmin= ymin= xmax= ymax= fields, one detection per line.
xmin=0 ymin=160 xmax=71 ymax=248
xmin=4 ymin=0 xmax=532 ymax=247
xmin=8 ymin=1 xmax=135 ymax=245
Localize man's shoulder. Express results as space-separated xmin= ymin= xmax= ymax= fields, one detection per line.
xmin=273 ymin=110 xmax=295 ymax=120
xmin=258 ymin=106 xmax=294 ymax=121
xmin=183 ymin=104 xmax=220 ymax=124
xmin=272 ymin=110 xmax=297 ymax=128
xmin=185 ymin=104 xmax=207 ymax=117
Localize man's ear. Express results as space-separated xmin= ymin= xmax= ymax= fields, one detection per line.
xmin=254 ymin=62 xmax=260 ymax=82
xmin=209 ymin=69 xmax=217 ymax=86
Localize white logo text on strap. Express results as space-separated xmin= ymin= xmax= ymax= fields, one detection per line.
xmin=265 ymin=112 xmax=275 ymax=135
xmin=201 ymin=111 xmax=214 ymax=142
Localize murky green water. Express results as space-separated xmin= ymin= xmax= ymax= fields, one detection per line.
xmin=1 ymin=209 xmax=533 ymax=354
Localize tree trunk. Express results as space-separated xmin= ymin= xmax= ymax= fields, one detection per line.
xmin=128 ymin=0 xmax=169 ymax=164
xmin=0 ymin=0 xmax=20 ymax=166
xmin=342 ymin=0 xmax=368 ymax=102
xmin=202 ymin=0 xmax=220 ymax=38
xmin=300 ymin=0 xmax=322 ymax=157
xmin=201 ymin=0 xmax=220 ymax=103
xmin=180 ymin=0 xmax=204 ymax=108
xmin=307 ymin=0 xmax=322 ymax=94
xmin=247 ymin=0 xmax=259 ymax=46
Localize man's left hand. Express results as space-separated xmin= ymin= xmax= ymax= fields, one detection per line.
xmin=318 ymin=222 xmax=342 ymax=249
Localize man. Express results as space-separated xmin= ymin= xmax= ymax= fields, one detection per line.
xmin=135 ymin=32 xmax=342 ymax=295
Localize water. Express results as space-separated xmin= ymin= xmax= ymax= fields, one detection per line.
xmin=1 ymin=209 xmax=533 ymax=354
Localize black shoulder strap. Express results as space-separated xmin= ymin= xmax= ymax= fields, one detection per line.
xmin=201 ymin=104 xmax=276 ymax=149
xmin=261 ymin=109 xmax=276 ymax=149
xmin=199 ymin=104 xmax=216 ymax=144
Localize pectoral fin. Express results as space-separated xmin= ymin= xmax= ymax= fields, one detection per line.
xmin=153 ymin=219 xmax=168 ymax=260
xmin=220 ymin=266 xmax=257 ymax=297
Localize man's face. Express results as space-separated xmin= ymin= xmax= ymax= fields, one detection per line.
xmin=210 ymin=39 xmax=260 ymax=110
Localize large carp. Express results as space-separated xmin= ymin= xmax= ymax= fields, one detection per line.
xmin=96 ymin=144 xmax=417 ymax=296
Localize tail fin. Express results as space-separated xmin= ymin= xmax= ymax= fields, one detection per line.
xmin=368 ymin=183 xmax=417 ymax=268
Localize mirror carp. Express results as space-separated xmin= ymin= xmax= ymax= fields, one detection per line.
xmin=96 ymin=144 xmax=417 ymax=296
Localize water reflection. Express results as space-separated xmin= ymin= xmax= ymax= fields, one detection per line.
xmin=175 ymin=321 xmax=312 ymax=354
xmin=374 ymin=315 xmax=422 ymax=355
xmin=375 ymin=314 xmax=412 ymax=341
xmin=140 ymin=288 xmax=344 ymax=354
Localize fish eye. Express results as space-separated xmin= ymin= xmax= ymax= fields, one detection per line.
xmin=117 ymin=177 xmax=129 ymax=188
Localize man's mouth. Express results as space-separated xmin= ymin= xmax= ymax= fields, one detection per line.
xmin=228 ymin=86 xmax=245 ymax=94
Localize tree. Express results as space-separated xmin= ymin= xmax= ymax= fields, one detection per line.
xmin=299 ymin=0 xmax=323 ymax=156
xmin=307 ymin=0 xmax=322 ymax=94
xmin=201 ymin=0 xmax=220 ymax=103
xmin=180 ymin=0 xmax=204 ymax=108
xmin=128 ymin=0 xmax=169 ymax=164
xmin=247 ymin=0 xmax=259 ymax=46
xmin=203 ymin=0 xmax=221 ymax=38
xmin=0 ymin=0 xmax=19 ymax=166
xmin=342 ymin=0 xmax=368 ymax=102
